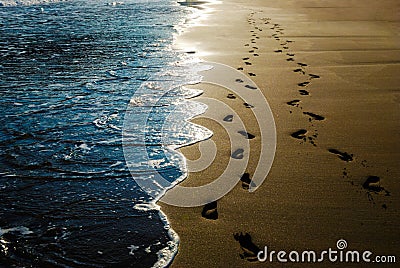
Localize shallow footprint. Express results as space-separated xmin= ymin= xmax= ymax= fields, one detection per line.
xmin=223 ymin=115 xmax=234 ymax=122
xmin=238 ymin=130 xmax=256 ymax=139
xmin=303 ymin=112 xmax=325 ymax=121
xmin=232 ymin=148 xmax=245 ymax=159
xmin=202 ymin=201 xmax=218 ymax=220
xmin=298 ymin=81 xmax=310 ymax=87
xmin=236 ymin=78 xmax=244 ymax=83
xmin=245 ymin=85 xmax=257 ymax=90
xmin=233 ymin=232 xmax=260 ymax=262
xmin=328 ymin=149 xmax=353 ymax=162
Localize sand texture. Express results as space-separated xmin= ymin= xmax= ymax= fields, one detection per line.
xmin=161 ymin=0 xmax=400 ymax=267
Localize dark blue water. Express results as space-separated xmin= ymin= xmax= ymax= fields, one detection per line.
xmin=0 ymin=1 xmax=208 ymax=267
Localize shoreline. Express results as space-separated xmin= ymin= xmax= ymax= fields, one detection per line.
xmin=162 ymin=0 xmax=400 ymax=267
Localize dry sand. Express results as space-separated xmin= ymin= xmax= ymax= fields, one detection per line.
xmin=161 ymin=0 xmax=400 ymax=267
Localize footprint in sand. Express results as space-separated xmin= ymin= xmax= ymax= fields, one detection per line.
xmin=287 ymin=53 xmax=295 ymax=57
xmin=274 ymin=49 xmax=283 ymax=53
xmin=249 ymin=50 xmax=255 ymax=53
xmin=287 ymin=99 xmax=301 ymax=107
xmin=299 ymin=89 xmax=309 ymax=95
xmin=237 ymin=67 xmax=244 ymax=70
xmin=244 ymin=102 xmax=254 ymax=108
xmin=362 ymin=176 xmax=390 ymax=196
xmin=291 ymin=129 xmax=307 ymax=140
xmin=254 ymin=54 xmax=259 ymax=57
xmin=223 ymin=115 xmax=233 ymax=122
xmin=309 ymin=74 xmax=320 ymax=79
xmin=297 ymin=62 xmax=308 ymax=67
xmin=245 ymin=62 xmax=252 ymax=65
xmin=294 ymin=68 xmax=305 ymax=74
xmin=303 ymin=112 xmax=325 ymax=121
xmin=240 ymin=173 xmax=252 ymax=190
xmin=244 ymin=44 xmax=250 ymax=47
xmin=238 ymin=130 xmax=256 ymax=139
xmin=287 ymin=58 xmax=295 ymax=61
xmin=298 ymin=81 xmax=310 ymax=87
xmin=242 ymin=57 xmax=250 ymax=60
xmin=245 ymin=85 xmax=257 ymax=90
xmin=232 ymin=148 xmax=245 ymax=159
xmin=248 ymin=72 xmax=256 ymax=77
xmin=202 ymin=201 xmax=218 ymax=220
xmin=253 ymin=46 xmax=258 ymax=49
xmin=328 ymin=149 xmax=354 ymax=162
xmin=234 ymin=232 xmax=261 ymax=262
xmin=227 ymin=93 xmax=236 ymax=99
xmin=283 ymin=46 xmax=289 ymax=49
xmin=236 ymin=78 xmax=244 ymax=83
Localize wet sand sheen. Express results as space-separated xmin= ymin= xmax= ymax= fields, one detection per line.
xmin=161 ymin=0 xmax=400 ymax=267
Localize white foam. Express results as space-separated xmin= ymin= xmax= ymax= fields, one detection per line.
xmin=0 ymin=0 xmax=66 ymax=6
xmin=0 ymin=226 xmax=33 ymax=236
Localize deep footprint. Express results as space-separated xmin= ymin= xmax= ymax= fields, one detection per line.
xmin=362 ymin=176 xmax=390 ymax=195
xmin=309 ymin=74 xmax=320 ymax=79
xmin=238 ymin=130 xmax=256 ymax=139
xmin=240 ymin=173 xmax=251 ymax=190
xmin=244 ymin=102 xmax=254 ymax=108
xmin=223 ymin=115 xmax=234 ymax=122
xmin=328 ymin=149 xmax=354 ymax=162
xmin=299 ymin=90 xmax=309 ymax=95
xmin=291 ymin=129 xmax=307 ymax=139
xmin=248 ymin=73 xmax=256 ymax=77
xmin=232 ymin=148 xmax=245 ymax=159
xmin=233 ymin=233 xmax=260 ymax=262
xmin=236 ymin=78 xmax=244 ymax=83
xmin=303 ymin=112 xmax=325 ymax=121
xmin=201 ymin=201 xmax=218 ymax=220
xmin=227 ymin=93 xmax=236 ymax=99
xmin=287 ymin=99 xmax=300 ymax=107
xmin=294 ymin=68 xmax=305 ymax=74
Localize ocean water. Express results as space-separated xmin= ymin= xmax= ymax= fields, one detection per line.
xmin=0 ymin=0 xmax=210 ymax=267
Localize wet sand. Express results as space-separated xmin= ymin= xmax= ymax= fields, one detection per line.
xmin=161 ymin=0 xmax=400 ymax=267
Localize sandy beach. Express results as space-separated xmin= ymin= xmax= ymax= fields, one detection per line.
xmin=161 ymin=0 xmax=400 ymax=267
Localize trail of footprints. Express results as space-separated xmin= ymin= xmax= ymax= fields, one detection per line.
xmin=200 ymin=10 xmax=392 ymax=260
